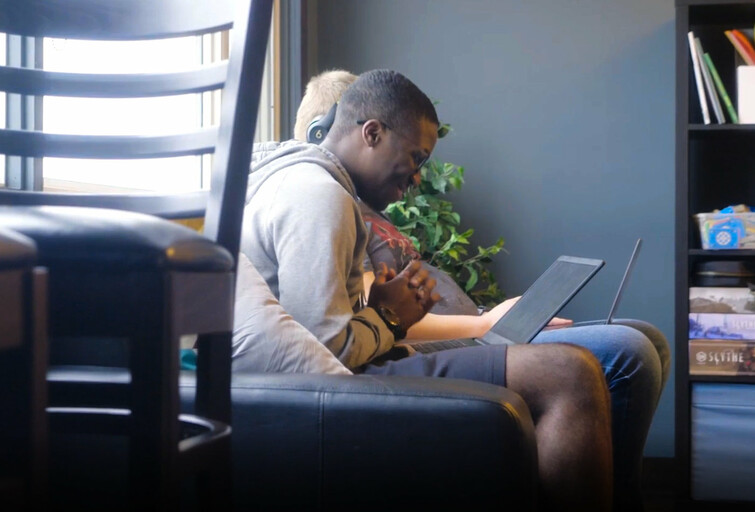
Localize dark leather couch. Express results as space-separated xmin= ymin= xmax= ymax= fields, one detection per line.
xmin=45 ymin=360 xmax=538 ymax=510
xmin=180 ymin=372 xmax=539 ymax=511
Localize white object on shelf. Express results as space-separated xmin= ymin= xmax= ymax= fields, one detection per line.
xmin=737 ymin=65 xmax=755 ymax=123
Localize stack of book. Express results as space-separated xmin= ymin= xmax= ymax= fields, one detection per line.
xmin=689 ymin=286 xmax=755 ymax=375
xmin=687 ymin=29 xmax=755 ymax=125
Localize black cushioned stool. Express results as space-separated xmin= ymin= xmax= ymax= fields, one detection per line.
xmin=0 ymin=227 xmax=48 ymax=511
xmin=0 ymin=206 xmax=235 ymax=509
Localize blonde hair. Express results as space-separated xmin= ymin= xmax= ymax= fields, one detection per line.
xmin=293 ymin=69 xmax=357 ymax=141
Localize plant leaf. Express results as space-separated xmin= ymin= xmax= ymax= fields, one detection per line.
xmin=465 ymin=268 xmax=479 ymax=291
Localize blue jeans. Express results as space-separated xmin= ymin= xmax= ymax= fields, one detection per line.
xmin=531 ymin=318 xmax=670 ymax=511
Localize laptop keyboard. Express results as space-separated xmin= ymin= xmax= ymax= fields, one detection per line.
xmin=410 ymin=338 xmax=479 ymax=353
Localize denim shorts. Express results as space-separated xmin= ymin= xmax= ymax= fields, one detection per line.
xmin=360 ymin=344 xmax=507 ymax=387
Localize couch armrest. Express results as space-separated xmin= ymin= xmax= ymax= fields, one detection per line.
xmin=181 ymin=373 xmax=538 ymax=511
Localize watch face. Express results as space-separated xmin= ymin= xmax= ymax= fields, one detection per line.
xmin=378 ymin=306 xmax=406 ymax=340
xmin=380 ymin=306 xmax=400 ymax=326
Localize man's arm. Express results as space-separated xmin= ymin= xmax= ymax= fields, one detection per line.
xmin=247 ymin=166 xmax=437 ymax=370
xmin=267 ymin=168 xmax=398 ymax=369
xmin=231 ymin=253 xmax=352 ymax=375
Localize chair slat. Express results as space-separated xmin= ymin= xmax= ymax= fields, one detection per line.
xmin=203 ymin=0 xmax=272 ymax=256
xmin=0 ymin=189 xmax=208 ymax=219
xmin=0 ymin=64 xmax=227 ymax=98
xmin=0 ymin=128 xmax=217 ymax=159
xmin=0 ymin=0 xmax=235 ymax=40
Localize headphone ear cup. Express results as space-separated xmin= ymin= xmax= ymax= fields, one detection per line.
xmin=306 ymin=115 xmax=326 ymax=143
xmin=306 ymin=103 xmax=337 ymax=144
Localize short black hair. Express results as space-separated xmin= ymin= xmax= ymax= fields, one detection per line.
xmin=329 ymin=69 xmax=438 ymax=140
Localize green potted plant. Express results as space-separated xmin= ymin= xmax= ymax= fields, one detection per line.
xmin=384 ymin=123 xmax=506 ymax=308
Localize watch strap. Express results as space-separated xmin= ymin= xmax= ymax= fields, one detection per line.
xmin=376 ymin=306 xmax=407 ymax=341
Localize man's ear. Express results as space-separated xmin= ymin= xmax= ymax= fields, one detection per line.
xmin=360 ymin=119 xmax=383 ymax=147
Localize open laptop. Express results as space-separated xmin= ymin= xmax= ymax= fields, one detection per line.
xmin=542 ymin=237 xmax=643 ymax=330
xmin=408 ymin=255 xmax=605 ymax=353
xmin=593 ymin=237 xmax=642 ymax=325
xmin=409 ymin=238 xmax=643 ymax=353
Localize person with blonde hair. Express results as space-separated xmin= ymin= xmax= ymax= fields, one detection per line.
xmin=293 ymin=69 xmax=357 ymax=142
xmin=293 ymin=68 xmax=671 ymax=512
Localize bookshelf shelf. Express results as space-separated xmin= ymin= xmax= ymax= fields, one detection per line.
xmin=676 ymin=0 xmax=755 ymax=508
xmin=689 ymin=123 xmax=755 ymax=130
xmin=689 ymin=249 xmax=755 ymax=258
xmin=689 ymin=374 xmax=755 ymax=384
xmin=688 ymin=125 xmax=755 ymax=141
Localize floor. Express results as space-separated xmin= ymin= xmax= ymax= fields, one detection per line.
xmin=642 ymin=457 xmax=676 ymax=511
xmin=641 ymin=458 xmax=755 ymax=512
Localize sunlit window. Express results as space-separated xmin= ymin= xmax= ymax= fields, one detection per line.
xmin=42 ymin=36 xmax=210 ymax=193
xmin=3 ymin=12 xmax=276 ymax=194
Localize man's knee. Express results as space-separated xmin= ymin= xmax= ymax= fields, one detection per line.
xmin=507 ymin=343 xmax=607 ymax=409
xmin=617 ymin=319 xmax=671 ymax=385
xmin=545 ymin=343 xmax=606 ymax=394
xmin=597 ymin=326 xmax=663 ymax=393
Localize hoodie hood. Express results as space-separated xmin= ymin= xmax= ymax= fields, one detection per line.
xmin=247 ymin=140 xmax=358 ymax=205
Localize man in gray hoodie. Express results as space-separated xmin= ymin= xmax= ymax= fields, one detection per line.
xmin=241 ymin=69 xmax=613 ymax=511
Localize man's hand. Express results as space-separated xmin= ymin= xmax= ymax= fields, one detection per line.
xmin=367 ymin=261 xmax=440 ymax=334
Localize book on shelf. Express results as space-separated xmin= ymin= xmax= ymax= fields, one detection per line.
xmin=688 ymin=30 xmax=710 ymax=124
xmin=724 ymin=29 xmax=755 ymax=66
xmin=689 ymin=313 xmax=755 ymax=340
xmin=695 ymin=37 xmax=725 ymax=124
xmin=731 ymin=28 xmax=755 ymax=64
xmin=702 ymin=52 xmax=739 ymax=123
xmin=690 ymin=287 xmax=755 ymax=314
xmin=689 ymin=339 xmax=755 ymax=376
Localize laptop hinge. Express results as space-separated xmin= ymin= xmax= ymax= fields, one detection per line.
xmin=479 ymin=330 xmax=517 ymax=346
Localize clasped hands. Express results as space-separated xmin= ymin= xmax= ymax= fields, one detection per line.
xmin=367 ymin=261 xmax=440 ymax=333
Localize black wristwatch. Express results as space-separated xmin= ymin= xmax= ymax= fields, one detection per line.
xmin=376 ymin=305 xmax=407 ymax=341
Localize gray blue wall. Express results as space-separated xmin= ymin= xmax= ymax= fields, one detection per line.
xmin=312 ymin=0 xmax=675 ymax=457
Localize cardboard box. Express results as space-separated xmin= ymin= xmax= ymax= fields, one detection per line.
xmin=689 ymin=339 xmax=755 ymax=375
xmin=689 ymin=287 xmax=755 ymax=314
xmin=737 ymin=65 xmax=755 ymax=123
xmin=689 ymin=313 xmax=755 ymax=340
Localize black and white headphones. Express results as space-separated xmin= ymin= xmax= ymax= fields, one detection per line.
xmin=306 ymin=103 xmax=337 ymax=144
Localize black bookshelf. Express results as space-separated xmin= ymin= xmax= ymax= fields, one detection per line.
xmin=676 ymin=0 xmax=755 ymax=509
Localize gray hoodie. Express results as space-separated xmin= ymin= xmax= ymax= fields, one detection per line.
xmin=231 ymin=252 xmax=351 ymax=375
xmin=241 ymin=140 xmax=396 ymax=370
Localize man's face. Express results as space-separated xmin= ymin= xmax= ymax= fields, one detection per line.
xmin=356 ymin=117 xmax=438 ymax=211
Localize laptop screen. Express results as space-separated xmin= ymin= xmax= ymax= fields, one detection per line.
xmin=605 ymin=238 xmax=642 ymax=324
xmin=487 ymin=256 xmax=604 ymax=344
